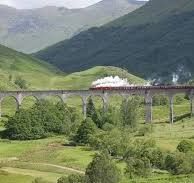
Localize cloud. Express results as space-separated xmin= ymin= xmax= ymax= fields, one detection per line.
xmin=0 ymin=0 xmax=104 ymax=9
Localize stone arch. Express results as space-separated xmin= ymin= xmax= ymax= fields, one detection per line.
xmin=65 ymin=94 xmax=86 ymax=106
xmin=20 ymin=95 xmax=39 ymax=110
xmin=108 ymin=93 xmax=125 ymax=109
xmin=0 ymin=96 xmax=20 ymax=117
xmin=87 ymin=94 xmax=107 ymax=112
xmin=173 ymin=93 xmax=190 ymax=122
xmin=42 ymin=94 xmax=64 ymax=104
xmin=151 ymin=92 xmax=170 ymax=123
xmin=65 ymin=94 xmax=86 ymax=118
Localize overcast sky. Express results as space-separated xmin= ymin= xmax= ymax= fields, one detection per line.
xmin=0 ymin=0 xmax=149 ymax=9
xmin=0 ymin=0 xmax=103 ymax=9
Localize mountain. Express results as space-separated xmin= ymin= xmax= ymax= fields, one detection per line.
xmin=0 ymin=0 xmax=145 ymax=53
xmin=0 ymin=44 xmax=144 ymax=90
xmin=35 ymin=0 xmax=194 ymax=83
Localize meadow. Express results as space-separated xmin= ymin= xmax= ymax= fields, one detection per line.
xmin=0 ymin=94 xmax=194 ymax=183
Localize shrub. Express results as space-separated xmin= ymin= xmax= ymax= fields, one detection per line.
xmin=32 ymin=177 xmax=49 ymax=183
xmin=57 ymin=174 xmax=85 ymax=183
xmin=89 ymin=128 xmax=131 ymax=157
xmin=99 ymin=106 xmax=121 ymax=128
xmin=149 ymin=148 xmax=165 ymax=169
xmin=74 ymin=118 xmax=97 ymax=144
xmin=164 ymin=152 xmax=192 ymax=175
xmin=4 ymin=100 xmax=79 ymax=140
xmin=4 ymin=109 xmax=46 ymax=140
xmin=85 ymin=153 xmax=121 ymax=183
xmin=14 ymin=76 xmax=28 ymax=89
xmin=120 ymin=97 xmax=140 ymax=128
xmin=177 ymin=140 xmax=193 ymax=153
xmin=87 ymin=98 xmax=101 ymax=128
xmin=125 ymin=157 xmax=152 ymax=178
xmin=152 ymin=95 xmax=168 ymax=106
xmin=137 ymin=125 xmax=153 ymax=136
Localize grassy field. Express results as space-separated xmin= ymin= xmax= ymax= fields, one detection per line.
xmin=0 ymin=64 xmax=144 ymax=90
xmin=0 ymin=96 xmax=193 ymax=183
xmin=0 ymin=43 xmax=145 ymax=90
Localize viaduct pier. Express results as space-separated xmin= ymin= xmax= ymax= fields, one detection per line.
xmin=0 ymin=86 xmax=194 ymax=123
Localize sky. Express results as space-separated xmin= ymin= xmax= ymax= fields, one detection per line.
xmin=0 ymin=0 xmax=149 ymax=9
xmin=0 ymin=0 xmax=103 ymax=9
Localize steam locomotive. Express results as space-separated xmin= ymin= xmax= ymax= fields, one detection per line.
xmin=89 ymin=85 xmax=194 ymax=91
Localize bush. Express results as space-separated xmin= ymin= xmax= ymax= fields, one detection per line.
xmin=4 ymin=109 xmax=46 ymax=140
xmin=152 ymin=95 xmax=168 ymax=106
xmin=89 ymin=128 xmax=131 ymax=157
xmin=148 ymin=148 xmax=165 ymax=169
xmin=87 ymin=98 xmax=101 ymax=128
xmin=164 ymin=152 xmax=192 ymax=175
xmin=99 ymin=106 xmax=121 ymax=128
xmin=85 ymin=153 xmax=121 ymax=183
xmin=57 ymin=174 xmax=85 ymax=183
xmin=74 ymin=118 xmax=97 ymax=144
xmin=4 ymin=100 xmax=79 ymax=140
xmin=177 ymin=140 xmax=193 ymax=153
xmin=137 ymin=125 xmax=153 ymax=136
xmin=14 ymin=76 xmax=28 ymax=89
xmin=124 ymin=139 xmax=157 ymax=178
xmin=32 ymin=177 xmax=49 ymax=183
xmin=120 ymin=97 xmax=140 ymax=128
xmin=125 ymin=157 xmax=152 ymax=178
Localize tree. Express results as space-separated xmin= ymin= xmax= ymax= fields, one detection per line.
xmin=8 ymin=74 xmax=12 ymax=82
xmin=89 ymin=128 xmax=131 ymax=157
xmin=74 ymin=118 xmax=97 ymax=144
xmin=125 ymin=157 xmax=152 ymax=178
xmin=165 ymin=152 xmax=192 ymax=175
xmin=57 ymin=174 xmax=85 ymax=183
xmin=4 ymin=108 xmax=45 ymax=140
xmin=177 ymin=140 xmax=193 ymax=153
xmin=14 ymin=76 xmax=28 ymax=89
xmin=124 ymin=139 xmax=155 ymax=178
xmin=99 ymin=106 xmax=121 ymax=129
xmin=87 ymin=98 xmax=101 ymax=128
xmin=4 ymin=100 xmax=79 ymax=140
xmin=120 ymin=97 xmax=139 ymax=128
xmin=152 ymin=95 xmax=168 ymax=106
xmin=85 ymin=153 xmax=121 ymax=183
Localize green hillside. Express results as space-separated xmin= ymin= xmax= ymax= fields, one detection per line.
xmin=35 ymin=0 xmax=194 ymax=83
xmin=0 ymin=44 xmax=60 ymax=90
xmin=54 ymin=66 xmax=145 ymax=90
xmin=0 ymin=44 xmax=144 ymax=90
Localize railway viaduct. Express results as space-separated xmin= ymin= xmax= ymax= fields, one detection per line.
xmin=0 ymin=86 xmax=194 ymax=124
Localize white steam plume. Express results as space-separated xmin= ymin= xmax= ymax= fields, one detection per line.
xmin=92 ymin=76 xmax=150 ymax=87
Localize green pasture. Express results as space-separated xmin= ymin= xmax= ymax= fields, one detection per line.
xmin=0 ymin=92 xmax=194 ymax=183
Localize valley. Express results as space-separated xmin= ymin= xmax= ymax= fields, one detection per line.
xmin=0 ymin=0 xmax=194 ymax=183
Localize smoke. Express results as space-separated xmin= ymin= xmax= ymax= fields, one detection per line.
xmin=172 ymin=73 xmax=179 ymax=84
xmin=92 ymin=76 xmax=150 ymax=87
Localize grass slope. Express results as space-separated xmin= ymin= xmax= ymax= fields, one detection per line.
xmin=0 ymin=102 xmax=194 ymax=183
xmin=35 ymin=0 xmax=194 ymax=83
xmin=54 ymin=66 xmax=145 ymax=90
xmin=0 ymin=44 xmax=144 ymax=90
xmin=0 ymin=44 xmax=62 ymax=90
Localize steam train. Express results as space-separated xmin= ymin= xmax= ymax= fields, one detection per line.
xmin=89 ymin=85 xmax=194 ymax=91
